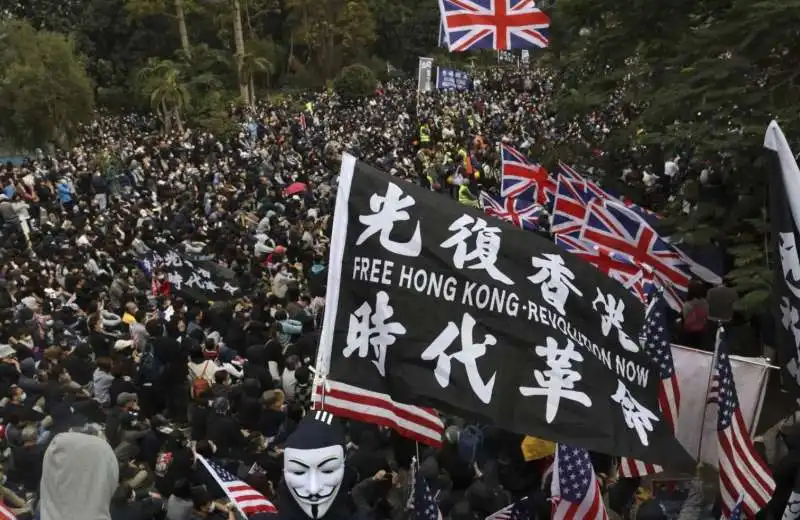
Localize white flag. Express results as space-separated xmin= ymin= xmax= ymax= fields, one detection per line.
xmin=672 ymin=344 xmax=770 ymax=466
xmin=417 ymin=57 xmax=434 ymax=93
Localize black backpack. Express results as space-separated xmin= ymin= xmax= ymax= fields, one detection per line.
xmin=136 ymin=340 xmax=164 ymax=385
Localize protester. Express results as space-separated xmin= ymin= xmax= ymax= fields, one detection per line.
xmin=0 ymin=68 xmax=774 ymax=520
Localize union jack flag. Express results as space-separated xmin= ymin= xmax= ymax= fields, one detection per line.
xmin=551 ymin=176 xmax=591 ymax=237
xmin=555 ymin=233 xmax=654 ymax=302
xmin=580 ymin=199 xmax=689 ymax=310
xmin=619 ymin=290 xmax=681 ymax=477
xmin=480 ymin=191 xmax=544 ymax=231
xmin=438 ymin=0 xmax=551 ymax=51
xmin=501 ymin=144 xmax=554 ymax=205
xmin=556 ymin=160 xmax=584 ymax=182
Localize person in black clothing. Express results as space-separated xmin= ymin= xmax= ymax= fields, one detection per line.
xmin=237 ymin=378 xmax=263 ymax=431
xmin=110 ymin=358 xmax=138 ymax=408
xmin=8 ymin=424 xmax=45 ymax=491
xmin=154 ymin=432 xmax=195 ymax=497
xmin=60 ymin=343 xmax=94 ymax=386
xmin=205 ymin=397 xmax=248 ymax=460
xmin=189 ymin=388 xmax=212 ymax=441
xmin=243 ymin=344 xmax=273 ymax=392
xmin=110 ymin=483 xmax=164 ymax=520
xmin=88 ymin=314 xmax=115 ymax=358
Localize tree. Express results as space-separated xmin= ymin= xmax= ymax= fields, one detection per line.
xmin=125 ymin=0 xmax=195 ymax=58
xmin=544 ymin=0 xmax=800 ymax=317
xmin=0 ymin=20 xmax=94 ymax=149
xmin=333 ymin=63 xmax=376 ymax=100
xmin=285 ymin=0 xmax=377 ymax=79
xmin=135 ymin=58 xmax=191 ymax=132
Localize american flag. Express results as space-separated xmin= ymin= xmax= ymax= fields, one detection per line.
xmin=580 ymin=199 xmax=690 ymax=311
xmin=413 ymin=466 xmax=444 ymax=520
xmin=551 ymin=444 xmax=609 ymax=520
xmin=619 ymin=291 xmax=681 ymax=477
xmin=714 ymin=330 xmax=775 ymax=518
xmin=551 ymin=176 xmax=591 ymax=237
xmin=0 ymin=503 xmax=15 ymax=520
xmin=479 ymin=191 xmax=544 ymax=231
xmin=197 ymin=455 xmax=278 ymax=517
xmin=438 ymin=0 xmax=551 ymax=51
xmin=729 ymin=495 xmax=745 ymax=520
xmin=555 ymin=233 xmax=654 ymax=302
xmin=312 ymin=380 xmax=444 ymax=447
xmin=485 ymin=497 xmax=529 ymax=520
xmin=707 ymin=371 xmax=720 ymax=405
xmin=500 ymin=144 xmax=554 ymax=205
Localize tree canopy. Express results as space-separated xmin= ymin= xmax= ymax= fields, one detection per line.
xmin=0 ymin=19 xmax=94 ymax=150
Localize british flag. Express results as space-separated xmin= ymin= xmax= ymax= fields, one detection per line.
xmin=556 ymin=160 xmax=584 ymax=182
xmin=551 ymin=176 xmax=595 ymax=237
xmin=501 ymin=144 xmax=554 ymax=205
xmin=580 ymin=199 xmax=689 ymax=310
xmin=555 ymin=233 xmax=654 ymax=302
xmin=438 ymin=0 xmax=551 ymax=51
xmin=480 ymin=191 xmax=544 ymax=231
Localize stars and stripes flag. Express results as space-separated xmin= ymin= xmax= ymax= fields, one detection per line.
xmin=197 ymin=455 xmax=278 ymax=517
xmin=580 ymin=199 xmax=690 ymax=311
xmin=714 ymin=329 xmax=775 ymax=518
xmin=485 ymin=497 xmax=529 ymax=519
xmin=551 ymin=444 xmax=609 ymax=520
xmin=0 ymin=503 xmax=15 ymax=520
xmin=500 ymin=144 xmax=554 ymax=205
xmin=479 ymin=191 xmax=544 ymax=231
xmin=438 ymin=0 xmax=551 ymax=52
xmin=312 ymin=381 xmax=444 ymax=447
xmin=707 ymin=371 xmax=721 ymax=405
xmin=412 ymin=464 xmax=444 ymax=520
xmin=619 ymin=290 xmax=681 ymax=477
xmin=729 ymin=495 xmax=745 ymax=520
xmin=555 ymin=233 xmax=654 ymax=302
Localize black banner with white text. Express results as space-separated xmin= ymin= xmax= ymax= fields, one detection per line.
xmin=316 ymin=154 xmax=694 ymax=469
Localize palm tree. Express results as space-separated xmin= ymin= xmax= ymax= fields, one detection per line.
xmin=241 ymin=52 xmax=274 ymax=105
xmin=136 ymin=59 xmax=191 ymax=133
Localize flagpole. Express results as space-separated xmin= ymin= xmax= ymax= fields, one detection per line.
xmin=696 ymin=325 xmax=723 ymax=460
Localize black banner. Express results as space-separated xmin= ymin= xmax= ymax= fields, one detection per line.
xmin=146 ymin=244 xmax=243 ymax=302
xmin=318 ymin=155 xmax=694 ymax=469
xmin=766 ymin=121 xmax=800 ymax=398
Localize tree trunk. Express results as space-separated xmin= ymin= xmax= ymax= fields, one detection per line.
xmin=160 ymin=98 xmax=172 ymax=133
xmin=174 ymin=106 xmax=184 ymax=134
xmin=174 ymin=0 xmax=191 ymax=59
xmin=232 ymin=0 xmax=250 ymax=105
xmin=249 ymin=75 xmax=256 ymax=106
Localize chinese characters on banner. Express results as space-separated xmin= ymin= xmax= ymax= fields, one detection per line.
xmin=145 ymin=245 xmax=242 ymax=302
xmin=315 ymin=155 xmax=694 ymax=469
xmin=436 ymin=67 xmax=473 ymax=91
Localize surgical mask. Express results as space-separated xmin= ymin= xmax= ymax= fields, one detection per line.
xmin=283 ymin=445 xmax=345 ymax=519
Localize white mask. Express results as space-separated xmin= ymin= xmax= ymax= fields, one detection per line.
xmin=283 ymin=445 xmax=345 ymax=519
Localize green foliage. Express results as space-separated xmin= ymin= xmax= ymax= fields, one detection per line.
xmin=0 ymin=19 xmax=94 ymax=149
xmin=333 ymin=63 xmax=377 ymax=100
xmin=544 ymin=0 xmax=800 ymax=315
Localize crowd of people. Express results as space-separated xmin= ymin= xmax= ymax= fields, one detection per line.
xmin=0 ymin=69 xmax=785 ymax=520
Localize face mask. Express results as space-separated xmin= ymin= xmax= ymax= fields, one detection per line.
xmin=283 ymin=445 xmax=345 ymax=519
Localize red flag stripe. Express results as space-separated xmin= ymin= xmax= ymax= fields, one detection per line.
xmin=313 ymin=379 xmax=443 ymax=447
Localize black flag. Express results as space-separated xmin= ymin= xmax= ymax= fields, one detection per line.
xmin=145 ymin=244 xmax=243 ymax=302
xmin=766 ymin=120 xmax=800 ymax=398
xmin=316 ymin=154 xmax=694 ymax=470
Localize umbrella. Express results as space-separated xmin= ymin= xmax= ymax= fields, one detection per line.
xmin=283 ymin=182 xmax=308 ymax=197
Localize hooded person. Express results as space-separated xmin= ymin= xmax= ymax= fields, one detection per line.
xmin=278 ymin=410 xmax=349 ymax=520
xmin=39 ymin=431 xmax=119 ymax=520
